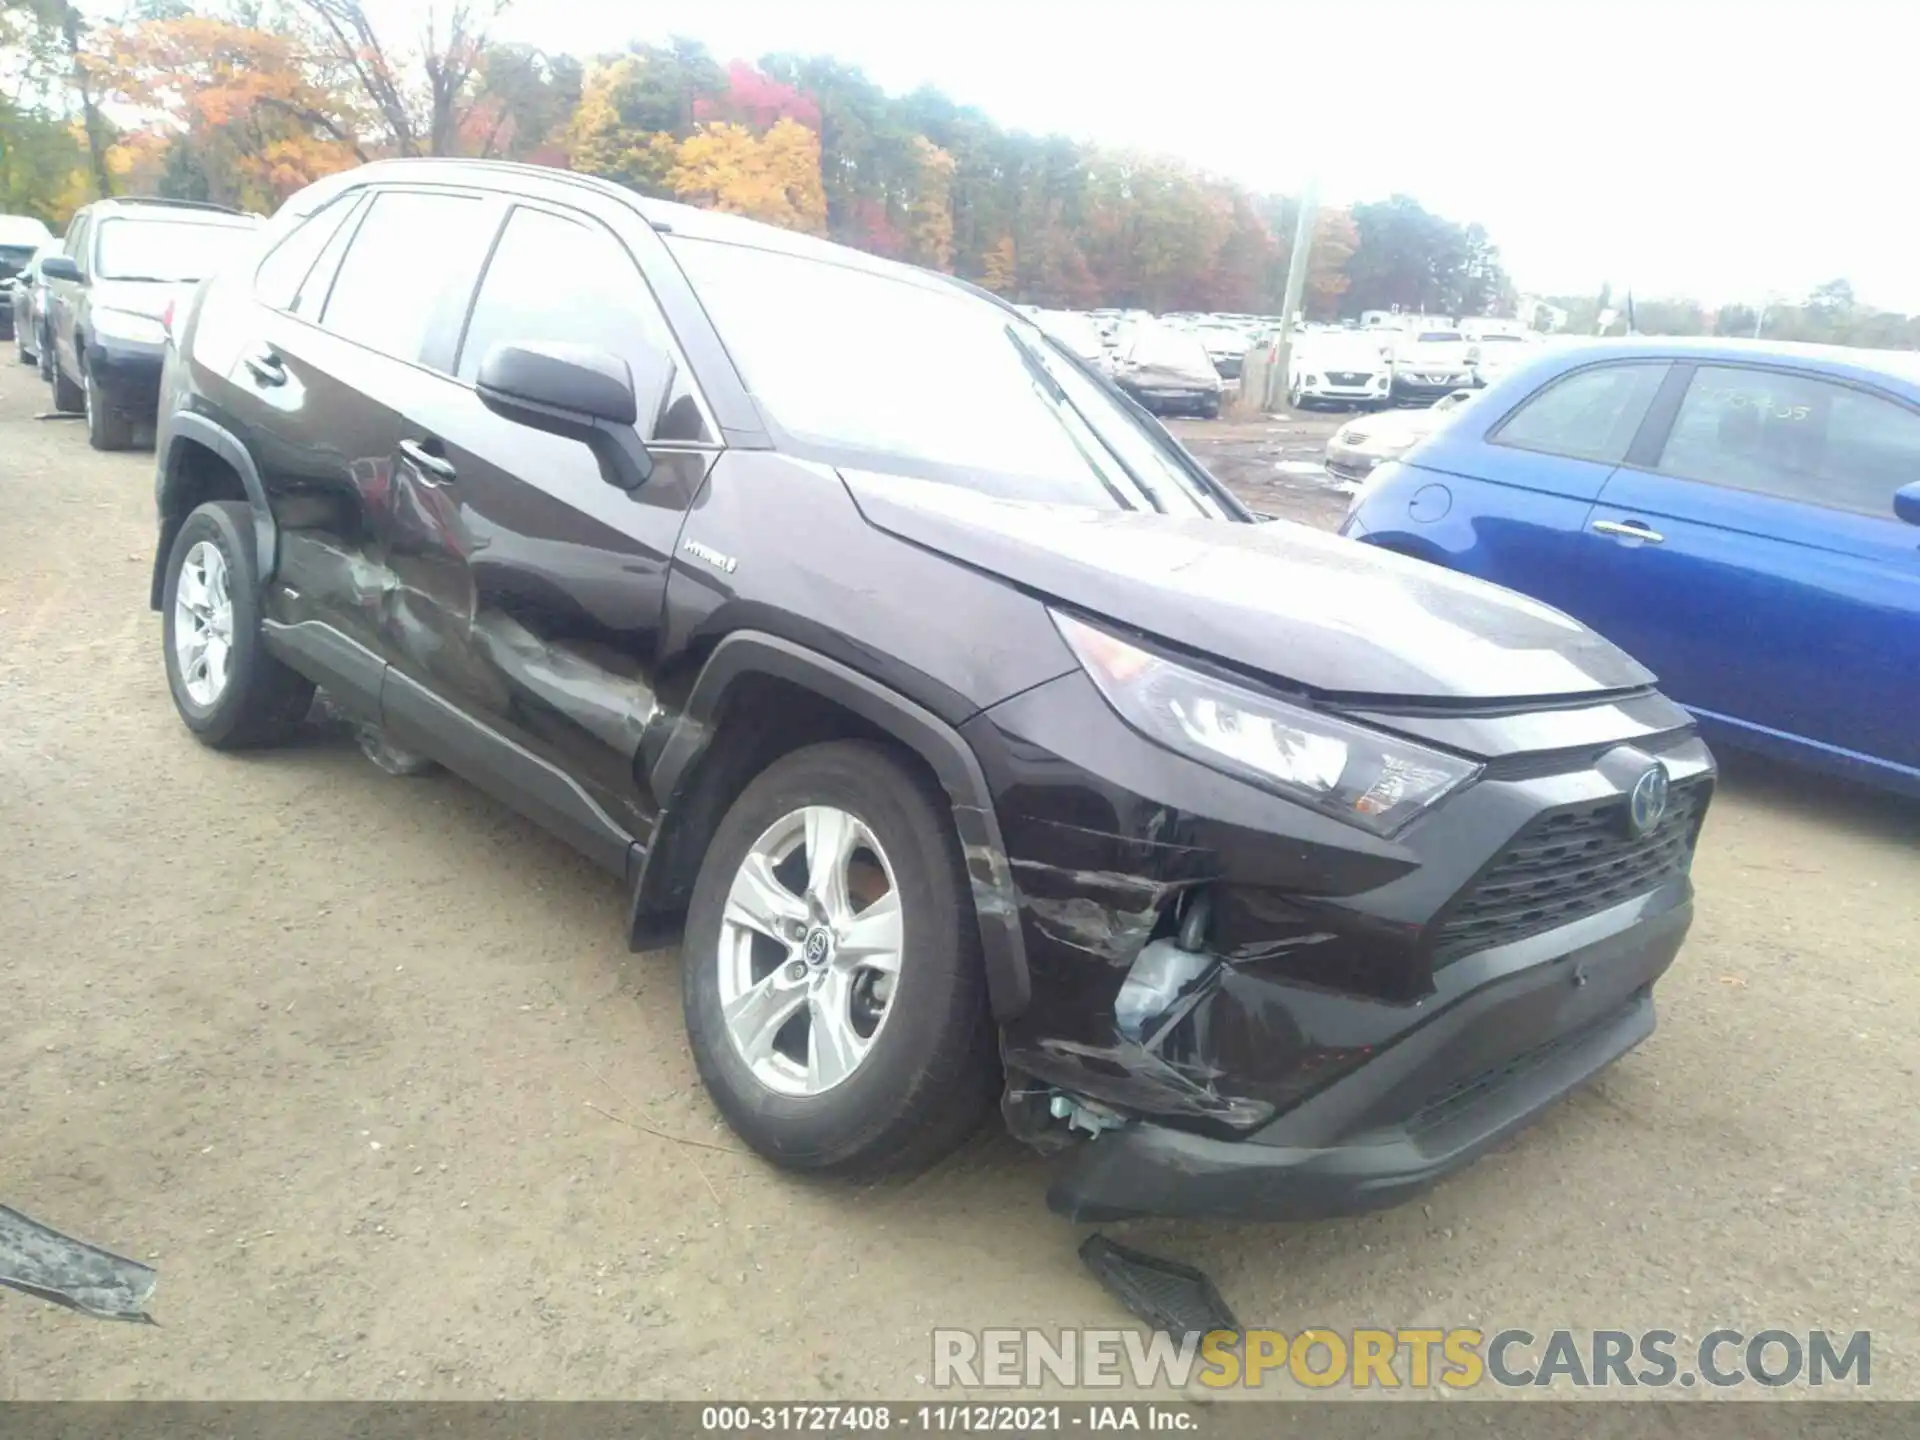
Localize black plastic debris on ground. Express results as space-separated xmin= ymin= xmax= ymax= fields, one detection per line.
xmin=1079 ymin=1233 xmax=1238 ymax=1336
xmin=0 ymin=1204 xmax=158 ymax=1323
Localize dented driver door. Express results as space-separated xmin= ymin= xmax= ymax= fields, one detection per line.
xmin=402 ymin=200 xmax=723 ymax=840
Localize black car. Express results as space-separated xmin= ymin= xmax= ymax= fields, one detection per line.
xmin=1111 ymin=325 xmax=1224 ymax=418
xmin=0 ymin=215 xmax=54 ymax=345
xmin=150 ymin=159 xmax=1713 ymax=1221
xmin=40 ymin=196 xmax=260 ymax=450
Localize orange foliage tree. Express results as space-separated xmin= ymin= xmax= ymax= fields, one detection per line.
xmin=667 ymin=119 xmax=827 ymax=235
xmin=92 ymin=17 xmax=363 ymax=210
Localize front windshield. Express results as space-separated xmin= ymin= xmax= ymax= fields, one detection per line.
xmin=1129 ymin=326 xmax=1212 ymax=369
xmin=96 ymin=218 xmax=257 ymax=282
xmin=669 ymin=236 xmax=1219 ymax=515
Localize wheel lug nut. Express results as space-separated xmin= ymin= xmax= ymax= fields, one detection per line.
xmin=785 ymin=961 xmax=807 ymax=981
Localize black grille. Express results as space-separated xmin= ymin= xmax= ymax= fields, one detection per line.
xmin=1431 ymin=780 xmax=1708 ymax=966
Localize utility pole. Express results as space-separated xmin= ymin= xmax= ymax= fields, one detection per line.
xmin=1265 ymin=177 xmax=1319 ymax=410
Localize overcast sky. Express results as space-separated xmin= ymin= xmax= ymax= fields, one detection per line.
xmin=486 ymin=0 xmax=1919 ymax=310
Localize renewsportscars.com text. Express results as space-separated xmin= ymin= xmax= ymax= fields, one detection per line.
xmin=931 ymin=1327 xmax=1871 ymax=1391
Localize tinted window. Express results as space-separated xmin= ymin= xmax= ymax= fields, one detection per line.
xmin=95 ymin=218 xmax=256 ymax=282
xmin=291 ymin=194 xmax=366 ymax=322
xmin=1493 ymin=361 xmax=1668 ymax=464
xmin=455 ymin=206 xmax=709 ymax=442
xmin=254 ymin=196 xmax=357 ymax=311
xmin=667 ymin=236 xmax=1219 ymax=513
xmin=321 ymin=190 xmax=483 ymax=361
xmin=1657 ymin=365 xmax=1920 ymax=517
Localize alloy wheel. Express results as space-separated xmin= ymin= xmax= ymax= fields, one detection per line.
xmin=173 ymin=541 xmax=234 ymax=707
xmin=715 ymin=805 xmax=902 ymax=1096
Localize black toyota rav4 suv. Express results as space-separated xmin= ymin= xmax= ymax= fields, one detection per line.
xmin=151 ymin=159 xmax=1713 ymax=1221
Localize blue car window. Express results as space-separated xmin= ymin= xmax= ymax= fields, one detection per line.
xmin=1491 ymin=361 xmax=1668 ymax=464
xmin=1657 ymin=365 xmax=1920 ymax=518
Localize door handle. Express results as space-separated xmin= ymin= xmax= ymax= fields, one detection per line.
xmin=242 ymin=349 xmax=286 ymax=386
xmin=1592 ymin=519 xmax=1665 ymax=544
xmin=399 ymin=438 xmax=457 ymax=484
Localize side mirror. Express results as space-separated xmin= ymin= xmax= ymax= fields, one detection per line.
xmin=475 ymin=342 xmax=659 ymax=490
xmin=1895 ymin=481 xmax=1920 ymax=527
xmin=39 ymin=254 xmax=81 ymax=283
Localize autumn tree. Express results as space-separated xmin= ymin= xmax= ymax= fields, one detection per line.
xmin=288 ymin=0 xmax=504 ymax=157
xmin=667 ymin=119 xmax=826 ymax=234
xmin=92 ymin=16 xmax=363 ymax=210
xmin=901 ymin=136 xmax=953 ymax=271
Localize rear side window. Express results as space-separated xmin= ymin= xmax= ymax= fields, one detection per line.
xmin=1656 ymin=365 xmax=1920 ymax=517
xmin=1492 ymin=361 xmax=1668 ymax=464
xmin=254 ymin=195 xmax=357 ymax=311
xmin=455 ymin=205 xmax=710 ymax=442
xmin=320 ymin=190 xmax=485 ymax=362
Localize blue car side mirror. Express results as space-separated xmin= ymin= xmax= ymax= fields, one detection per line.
xmin=1896 ymin=481 xmax=1920 ymax=527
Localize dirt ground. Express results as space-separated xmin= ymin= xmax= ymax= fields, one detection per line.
xmin=3 ymin=361 xmax=1918 ymax=1400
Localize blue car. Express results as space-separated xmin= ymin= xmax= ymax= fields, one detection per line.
xmin=1342 ymin=338 xmax=1920 ymax=798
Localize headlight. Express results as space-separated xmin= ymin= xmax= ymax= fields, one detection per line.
xmin=91 ymin=308 xmax=167 ymax=344
xmin=1052 ymin=611 xmax=1481 ymax=836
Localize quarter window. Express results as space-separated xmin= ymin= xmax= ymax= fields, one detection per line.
xmin=1656 ymin=365 xmax=1920 ymax=517
xmin=320 ymin=190 xmax=485 ymax=362
xmin=455 ymin=206 xmax=710 ymax=442
xmin=1493 ymin=361 xmax=1668 ymax=464
xmin=255 ymin=194 xmax=357 ymax=311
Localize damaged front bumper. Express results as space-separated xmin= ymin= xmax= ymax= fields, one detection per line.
xmin=961 ymin=669 xmax=1712 ymax=1222
xmin=1047 ymin=900 xmax=1682 ymax=1222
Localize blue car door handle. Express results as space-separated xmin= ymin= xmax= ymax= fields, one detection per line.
xmin=1592 ymin=518 xmax=1665 ymax=544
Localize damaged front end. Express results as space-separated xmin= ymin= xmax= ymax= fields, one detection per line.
xmin=959 ymin=661 xmax=1712 ymax=1223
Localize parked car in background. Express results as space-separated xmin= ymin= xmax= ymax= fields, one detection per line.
xmin=1031 ymin=308 xmax=1111 ymax=370
xmin=151 ymin=157 xmax=1714 ymax=1222
xmin=1112 ymin=324 xmax=1222 ymax=416
xmin=0 ymin=214 xmax=54 ymax=343
xmin=1388 ymin=327 xmax=1475 ymax=403
xmin=9 ymin=243 xmax=55 ymax=372
xmin=40 ymin=196 xmax=261 ymax=450
xmin=1192 ymin=324 xmax=1254 ymax=379
xmin=1468 ymin=332 xmax=1539 ymax=388
xmin=1289 ymin=331 xmax=1392 ymax=409
xmin=1326 ymin=388 xmax=1477 ymax=482
xmin=1344 ymin=338 xmax=1920 ymax=798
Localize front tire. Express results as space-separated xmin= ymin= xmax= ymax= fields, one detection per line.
xmin=161 ymin=500 xmax=314 ymax=748
xmin=682 ymin=740 xmax=997 ymax=1177
xmin=85 ymin=369 xmax=134 ymax=450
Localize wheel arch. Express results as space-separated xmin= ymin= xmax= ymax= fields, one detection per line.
xmin=631 ymin=632 xmax=1031 ymax=1022
xmin=151 ymin=414 xmax=275 ymax=611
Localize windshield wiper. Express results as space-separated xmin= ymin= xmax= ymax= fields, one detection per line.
xmin=1003 ymin=325 xmax=1169 ymax=515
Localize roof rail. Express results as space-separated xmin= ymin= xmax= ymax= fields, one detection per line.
xmin=102 ymin=195 xmax=251 ymax=217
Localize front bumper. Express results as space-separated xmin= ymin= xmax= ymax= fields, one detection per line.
xmin=86 ymin=335 xmax=165 ymax=418
xmin=1325 ymin=443 xmax=1398 ymax=479
xmin=1119 ymin=382 xmax=1220 ymax=415
xmin=1391 ymin=373 xmax=1470 ymax=400
xmin=1049 ymin=897 xmax=1684 ymax=1221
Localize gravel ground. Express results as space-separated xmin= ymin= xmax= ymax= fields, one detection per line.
xmin=3 ymin=360 xmax=1916 ymax=1400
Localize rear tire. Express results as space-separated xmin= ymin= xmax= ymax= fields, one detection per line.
xmin=682 ymin=740 xmax=998 ymax=1177
xmin=161 ymin=501 xmax=314 ymax=749
xmin=85 ymin=369 xmax=134 ymax=450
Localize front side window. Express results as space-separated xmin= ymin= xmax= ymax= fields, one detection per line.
xmin=1493 ymin=361 xmax=1668 ymax=464
xmin=320 ymin=190 xmax=484 ymax=362
xmin=1656 ymin=365 xmax=1920 ymax=517
xmin=667 ymin=235 xmax=1221 ymax=514
xmin=456 ymin=206 xmax=709 ymax=442
xmin=94 ymin=218 xmax=257 ymax=283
